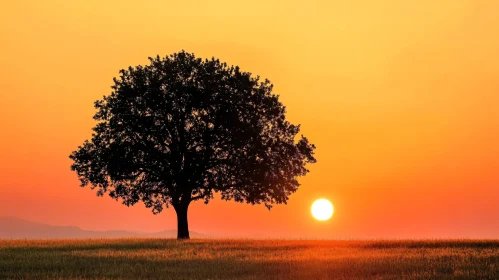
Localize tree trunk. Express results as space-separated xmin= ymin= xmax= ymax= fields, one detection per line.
xmin=174 ymin=203 xmax=190 ymax=240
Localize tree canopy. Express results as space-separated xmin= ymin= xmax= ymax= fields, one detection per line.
xmin=69 ymin=51 xmax=316 ymax=239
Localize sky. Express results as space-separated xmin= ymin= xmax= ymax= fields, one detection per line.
xmin=1 ymin=0 xmax=499 ymax=239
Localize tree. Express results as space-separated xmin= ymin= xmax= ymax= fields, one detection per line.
xmin=69 ymin=51 xmax=316 ymax=239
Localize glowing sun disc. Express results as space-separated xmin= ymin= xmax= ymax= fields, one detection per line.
xmin=311 ymin=199 xmax=334 ymax=220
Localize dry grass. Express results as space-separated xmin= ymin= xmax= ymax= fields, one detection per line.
xmin=1 ymin=239 xmax=499 ymax=279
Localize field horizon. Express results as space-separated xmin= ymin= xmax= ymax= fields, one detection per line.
xmin=2 ymin=238 xmax=499 ymax=279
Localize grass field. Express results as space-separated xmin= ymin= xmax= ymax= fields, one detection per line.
xmin=1 ymin=239 xmax=499 ymax=279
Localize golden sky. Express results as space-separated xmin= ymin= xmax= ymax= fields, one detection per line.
xmin=1 ymin=0 xmax=499 ymax=238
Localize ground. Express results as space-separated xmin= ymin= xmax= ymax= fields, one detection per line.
xmin=1 ymin=239 xmax=499 ymax=279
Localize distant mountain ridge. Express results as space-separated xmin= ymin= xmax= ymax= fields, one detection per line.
xmin=0 ymin=216 xmax=207 ymax=239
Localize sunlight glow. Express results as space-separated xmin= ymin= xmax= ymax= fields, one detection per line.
xmin=311 ymin=199 xmax=334 ymax=221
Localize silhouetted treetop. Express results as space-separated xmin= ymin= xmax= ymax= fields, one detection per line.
xmin=70 ymin=50 xmax=316 ymax=239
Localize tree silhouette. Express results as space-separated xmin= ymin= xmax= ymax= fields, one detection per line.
xmin=69 ymin=51 xmax=316 ymax=239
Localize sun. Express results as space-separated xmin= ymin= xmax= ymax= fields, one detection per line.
xmin=311 ymin=199 xmax=334 ymax=221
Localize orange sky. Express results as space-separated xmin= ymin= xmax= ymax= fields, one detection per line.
xmin=1 ymin=0 xmax=499 ymax=238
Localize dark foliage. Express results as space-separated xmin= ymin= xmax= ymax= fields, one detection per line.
xmin=69 ymin=51 xmax=316 ymax=238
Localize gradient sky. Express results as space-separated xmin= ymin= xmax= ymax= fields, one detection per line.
xmin=1 ymin=0 xmax=499 ymax=238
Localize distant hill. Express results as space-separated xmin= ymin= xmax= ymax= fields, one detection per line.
xmin=0 ymin=217 xmax=207 ymax=239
